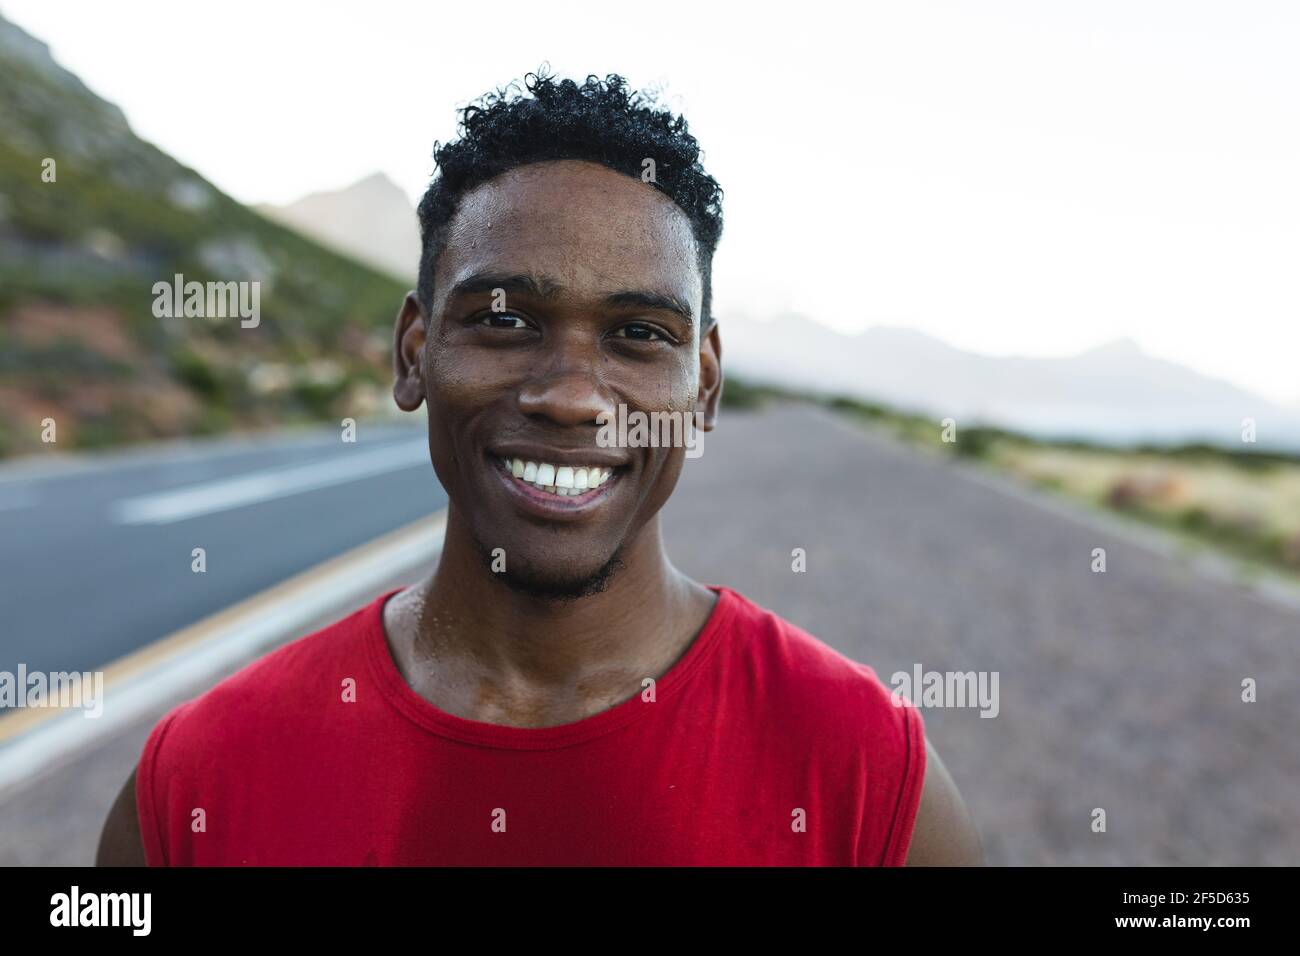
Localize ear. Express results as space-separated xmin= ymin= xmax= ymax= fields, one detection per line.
xmin=393 ymin=291 xmax=427 ymax=412
xmin=696 ymin=320 xmax=723 ymax=431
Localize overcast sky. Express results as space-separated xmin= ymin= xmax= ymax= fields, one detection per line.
xmin=6 ymin=0 xmax=1298 ymax=405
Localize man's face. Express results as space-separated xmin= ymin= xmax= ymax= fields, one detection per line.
xmin=395 ymin=160 xmax=721 ymax=597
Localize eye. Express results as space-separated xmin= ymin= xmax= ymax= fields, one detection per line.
xmin=611 ymin=322 xmax=666 ymax=342
xmin=478 ymin=312 xmax=530 ymax=330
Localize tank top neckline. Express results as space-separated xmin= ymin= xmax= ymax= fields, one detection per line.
xmin=363 ymin=582 xmax=737 ymax=750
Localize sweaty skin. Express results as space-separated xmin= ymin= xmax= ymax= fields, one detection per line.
xmin=383 ymin=160 xmax=720 ymax=729
xmin=97 ymin=159 xmax=981 ymax=865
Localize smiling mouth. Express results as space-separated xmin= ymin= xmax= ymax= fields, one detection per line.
xmin=494 ymin=456 xmax=620 ymax=505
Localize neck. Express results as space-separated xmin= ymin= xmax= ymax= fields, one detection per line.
xmin=393 ymin=507 xmax=715 ymax=724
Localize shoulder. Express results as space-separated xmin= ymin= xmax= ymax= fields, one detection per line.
xmin=716 ymin=588 xmax=981 ymax=864
xmin=133 ymin=592 xmax=388 ymax=863
xmin=148 ymin=592 xmax=383 ymax=742
xmin=713 ymin=587 xmax=931 ymax=864
xmin=716 ymin=586 xmax=917 ymax=733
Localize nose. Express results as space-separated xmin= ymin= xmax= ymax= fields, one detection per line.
xmin=516 ymin=337 xmax=614 ymax=428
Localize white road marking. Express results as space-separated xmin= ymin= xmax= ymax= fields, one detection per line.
xmin=0 ymin=511 xmax=445 ymax=794
xmin=0 ymin=422 xmax=425 ymax=486
xmin=110 ymin=439 xmax=429 ymax=524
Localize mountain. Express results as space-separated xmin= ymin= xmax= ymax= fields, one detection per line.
xmin=721 ymin=314 xmax=1300 ymax=450
xmin=0 ymin=12 xmax=409 ymax=457
xmin=257 ymin=173 xmax=420 ymax=283
xmin=248 ymin=167 xmax=1300 ymax=450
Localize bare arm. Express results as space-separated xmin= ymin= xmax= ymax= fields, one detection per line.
xmin=96 ymin=765 xmax=148 ymax=866
xmin=905 ymin=738 xmax=983 ymax=866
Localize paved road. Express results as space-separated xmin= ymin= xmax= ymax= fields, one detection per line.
xmin=0 ymin=420 xmax=444 ymax=678
xmin=661 ymin=404 xmax=1300 ymax=866
xmin=1 ymin=403 xmax=1297 ymax=864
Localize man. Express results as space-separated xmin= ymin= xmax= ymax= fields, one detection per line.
xmin=98 ymin=72 xmax=981 ymax=866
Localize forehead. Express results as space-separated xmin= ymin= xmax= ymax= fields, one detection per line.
xmin=434 ymin=160 xmax=702 ymax=307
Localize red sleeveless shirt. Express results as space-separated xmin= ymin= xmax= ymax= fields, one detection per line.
xmin=137 ymin=585 xmax=926 ymax=866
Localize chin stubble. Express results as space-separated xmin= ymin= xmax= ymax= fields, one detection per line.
xmin=477 ymin=541 xmax=627 ymax=603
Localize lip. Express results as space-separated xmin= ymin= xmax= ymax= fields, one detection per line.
xmin=490 ymin=455 xmax=621 ymax=520
xmin=489 ymin=444 xmax=630 ymax=470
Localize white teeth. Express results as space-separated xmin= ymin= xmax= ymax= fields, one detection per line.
xmin=502 ymin=457 xmax=617 ymax=496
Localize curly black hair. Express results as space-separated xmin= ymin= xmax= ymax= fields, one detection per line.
xmin=416 ymin=70 xmax=724 ymax=328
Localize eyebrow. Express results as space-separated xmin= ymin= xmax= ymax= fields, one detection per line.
xmin=449 ymin=271 xmax=694 ymax=325
xmin=448 ymin=271 xmax=561 ymax=299
xmin=603 ymin=289 xmax=694 ymax=325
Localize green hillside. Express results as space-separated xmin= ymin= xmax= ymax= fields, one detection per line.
xmin=0 ymin=13 xmax=409 ymax=457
